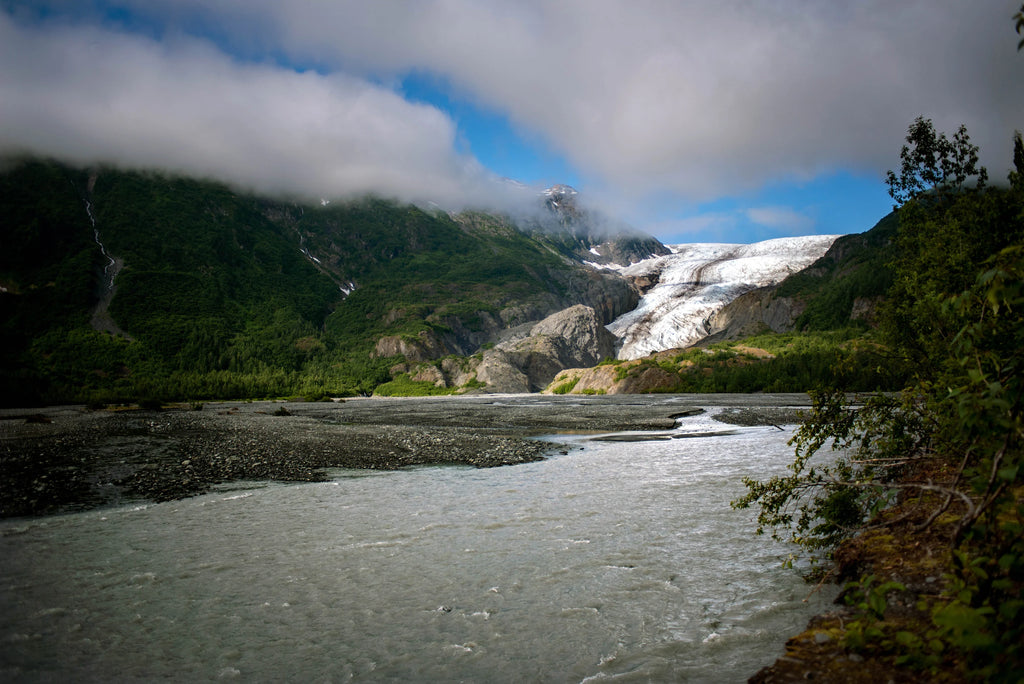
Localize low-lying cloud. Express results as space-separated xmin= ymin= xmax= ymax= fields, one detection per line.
xmin=2 ymin=1 xmax=1021 ymax=216
xmin=0 ymin=13 xmax=524 ymax=208
xmin=745 ymin=207 xmax=815 ymax=235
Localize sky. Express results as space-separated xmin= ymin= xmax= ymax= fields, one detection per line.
xmin=1 ymin=1 xmax=1021 ymax=244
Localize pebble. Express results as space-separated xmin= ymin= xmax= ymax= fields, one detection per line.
xmin=1 ymin=403 xmax=555 ymax=517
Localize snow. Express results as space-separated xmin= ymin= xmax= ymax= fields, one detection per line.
xmin=608 ymin=235 xmax=840 ymax=359
xmin=542 ymin=184 xmax=578 ymax=197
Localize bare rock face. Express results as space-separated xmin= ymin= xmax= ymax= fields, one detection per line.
xmin=700 ymin=288 xmax=805 ymax=344
xmin=387 ymin=356 xmax=485 ymax=390
xmin=478 ymin=304 xmax=618 ymax=393
xmin=439 ymin=357 xmax=479 ymax=387
xmin=409 ymin=365 xmax=446 ymax=386
xmin=378 ymin=304 xmax=627 ymax=393
xmin=372 ymin=330 xmax=448 ymax=362
xmin=545 ymin=360 xmax=681 ymax=395
xmin=528 ymin=304 xmax=617 ymax=366
xmin=850 ymin=296 xmax=882 ymax=326
xmin=475 ymin=349 xmax=532 ymax=393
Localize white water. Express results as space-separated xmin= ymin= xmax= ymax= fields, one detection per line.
xmin=84 ymin=199 xmax=117 ymax=295
xmin=0 ymin=404 xmax=835 ymax=682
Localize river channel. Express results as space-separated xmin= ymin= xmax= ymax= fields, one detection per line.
xmin=1 ymin=397 xmax=836 ymax=682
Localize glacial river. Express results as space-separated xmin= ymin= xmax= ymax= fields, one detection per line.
xmin=1 ymin=403 xmax=836 ymax=682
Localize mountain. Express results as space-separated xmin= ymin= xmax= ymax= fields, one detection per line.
xmin=524 ymin=184 xmax=671 ymax=267
xmin=607 ymin=236 xmax=841 ymax=359
xmin=544 ymin=214 xmax=903 ymax=396
xmin=0 ymin=157 xmax=901 ymax=403
xmin=699 ymin=212 xmax=897 ymax=342
xmin=0 ymin=158 xmax=643 ymax=404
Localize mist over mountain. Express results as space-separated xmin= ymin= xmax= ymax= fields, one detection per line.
xmin=0 ymin=158 xmax=643 ymax=402
xmin=518 ymin=184 xmax=671 ymax=267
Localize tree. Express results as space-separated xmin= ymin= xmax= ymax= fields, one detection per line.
xmin=885 ymin=117 xmax=987 ymax=207
xmin=734 ymin=121 xmax=1024 ymax=679
xmin=1016 ymin=3 xmax=1024 ymax=50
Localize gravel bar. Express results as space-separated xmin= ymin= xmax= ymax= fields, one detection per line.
xmin=1 ymin=393 xmax=814 ymax=517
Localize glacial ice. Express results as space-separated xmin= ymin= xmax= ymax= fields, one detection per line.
xmin=608 ymin=235 xmax=840 ymax=359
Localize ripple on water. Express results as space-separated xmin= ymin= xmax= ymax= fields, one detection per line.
xmin=0 ymin=400 xmax=836 ymax=682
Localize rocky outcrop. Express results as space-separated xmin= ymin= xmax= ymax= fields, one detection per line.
xmin=373 ymin=266 xmax=637 ymax=364
xmin=476 ymin=304 xmax=618 ymax=392
xmin=698 ymin=287 xmax=806 ymax=344
xmin=382 ymin=305 xmax=621 ymax=393
xmin=570 ymin=268 xmax=641 ymax=323
xmin=474 ymin=349 xmax=531 ymax=393
xmin=372 ymin=330 xmax=449 ymax=362
xmin=546 ymin=361 xmax=684 ymax=395
xmin=585 ymin=235 xmax=672 ymax=267
xmin=388 ymin=356 xmax=483 ymax=390
xmin=528 ymin=304 xmax=617 ymax=364
xmin=850 ymin=296 xmax=883 ymax=326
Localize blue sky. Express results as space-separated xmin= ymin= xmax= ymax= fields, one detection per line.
xmin=2 ymin=1 xmax=1021 ymax=244
xmin=400 ymin=71 xmax=893 ymax=242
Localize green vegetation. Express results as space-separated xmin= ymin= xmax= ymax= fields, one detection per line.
xmin=550 ymin=376 xmax=580 ymax=394
xmin=0 ymin=154 xmax=911 ymax=404
xmin=0 ymin=160 xmax=620 ymax=404
xmin=734 ymin=121 xmax=1024 ymax=680
xmin=372 ymin=373 xmax=460 ymax=397
xmin=776 ymin=212 xmax=897 ymax=331
xmin=602 ymin=329 xmax=906 ymax=394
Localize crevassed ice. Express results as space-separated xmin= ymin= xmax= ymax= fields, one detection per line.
xmin=609 ymin=235 xmax=840 ymax=359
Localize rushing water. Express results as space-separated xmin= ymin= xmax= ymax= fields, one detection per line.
xmin=1 ymin=402 xmax=835 ymax=682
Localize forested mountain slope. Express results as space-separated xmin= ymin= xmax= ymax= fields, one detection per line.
xmin=699 ymin=211 xmax=898 ymax=343
xmin=0 ymin=159 xmax=638 ymax=404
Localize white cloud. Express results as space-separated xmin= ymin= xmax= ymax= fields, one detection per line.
xmin=744 ymin=207 xmax=815 ymax=234
xmin=105 ymin=0 xmax=1022 ymax=201
xmin=0 ymin=12 xmax=524 ymax=208
xmin=3 ymin=1 xmax=1020 ymax=213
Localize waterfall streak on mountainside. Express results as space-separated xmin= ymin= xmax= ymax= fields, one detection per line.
xmin=295 ymin=230 xmax=356 ymax=295
xmin=84 ymin=199 xmax=117 ymax=294
xmin=80 ymin=192 xmax=129 ymax=337
xmin=608 ymin=236 xmax=840 ymax=359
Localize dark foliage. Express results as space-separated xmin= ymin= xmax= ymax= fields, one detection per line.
xmin=735 ymin=121 xmax=1024 ymax=680
xmin=0 ymin=159 xmax=621 ymax=403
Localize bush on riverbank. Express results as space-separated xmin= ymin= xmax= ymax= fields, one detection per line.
xmin=737 ymin=122 xmax=1024 ymax=681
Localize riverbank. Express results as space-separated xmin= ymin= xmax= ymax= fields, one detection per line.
xmin=747 ymin=459 xmax=976 ymax=683
xmin=0 ymin=394 xmax=814 ymax=518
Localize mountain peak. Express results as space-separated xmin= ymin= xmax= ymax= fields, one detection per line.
xmin=542 ymin=184 xmax=578 ymax=201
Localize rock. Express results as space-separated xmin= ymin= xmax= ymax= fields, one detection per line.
xmin=544 ymin=357 xmax=684 ymax=395
xmin=440 ymin=357 xmax=479 ymax=388
xmin=700 ymin=288 xmax=805 ymax=343
xmin=850 ymin=296 xmax=882 ymax=325
xmin=528 ymin=304 xmax=617 ymax=365
xmin=475 ymin=349 xmax=532 ymax=393
xmin=481 ymin=305 xmax=618 ymax=392
xmin=409 ymin=365 xmax=446 ymax=387
xmin=372 ymin=330 xmax=448 ymax=361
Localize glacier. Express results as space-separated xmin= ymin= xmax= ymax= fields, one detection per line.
xmin=607 ymin=235 xmax=840 ymax=360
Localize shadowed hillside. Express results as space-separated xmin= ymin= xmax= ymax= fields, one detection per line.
xmin=0 ymin=159 xmax=639 ymax=404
